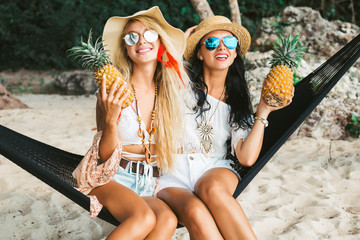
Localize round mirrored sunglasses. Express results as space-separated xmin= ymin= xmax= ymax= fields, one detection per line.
xmin=124 ymin=30 xmax=159 ymax=46
xmin=204 ymin=36 xmax=238 ymax=51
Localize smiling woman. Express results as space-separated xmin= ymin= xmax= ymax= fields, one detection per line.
xmin=70 ymin=6 xmax=189 ymax=240
xmin=157 ymin=15 xmax=294 ymax=239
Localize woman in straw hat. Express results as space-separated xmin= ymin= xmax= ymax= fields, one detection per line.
xmin=73 ymin=6 xmax=189 ymax=239
xmin=157 ymin=16 xmax=293 ymax=239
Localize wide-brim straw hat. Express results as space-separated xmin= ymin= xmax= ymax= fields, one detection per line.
xmin=184 ymin=15 xmax=251 ymax=60
xmin=102 ymin=6 xmax=185 ymax=63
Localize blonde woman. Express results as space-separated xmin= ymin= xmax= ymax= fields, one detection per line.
xmin=73 ymin=7 xmax=188 ymax=239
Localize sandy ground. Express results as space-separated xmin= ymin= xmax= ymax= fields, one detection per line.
xmin=0 ymin=94 xmax=359 ymax=240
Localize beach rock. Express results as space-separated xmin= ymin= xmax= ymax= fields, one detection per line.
xmin=54 ymin=70 xmax=96 ymax=95
xmin=0 ymin=84 xmax=28 ymax=109
xmin=0 ymin=69 xmax=57 ymax=94
xmin=251 ymin=6 xmax=360 ymax=58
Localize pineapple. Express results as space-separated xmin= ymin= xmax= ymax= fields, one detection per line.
xmin=68 ymin=30 xmax=134 ymax=109
xmin=261 ymin=34 xmax=305 ymax=107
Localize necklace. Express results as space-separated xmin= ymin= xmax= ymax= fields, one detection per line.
xmin=131 ymin=81 xmax=158 ymax=164
xmin=197 ymin=88 xmax=225 ymax=156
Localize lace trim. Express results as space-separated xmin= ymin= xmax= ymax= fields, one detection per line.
xmin=181 ymin=137 xmax=201 ymax=154
xmin=180 ymin=137 xmax=228 ymax=158
xmin=89 ymin=195 xmax=103 ymax=218
xmin=72 ymin=131 xmax=122 ymax=218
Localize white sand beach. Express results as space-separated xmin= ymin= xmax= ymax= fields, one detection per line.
xmin=0 ymin=94 xmax=359 ymax=239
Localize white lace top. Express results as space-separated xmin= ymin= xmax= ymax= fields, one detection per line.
xmin=95 ymin=89 xmax=156 ymax=146
xmin=117 ymin=101 xmax=156 ymax=145
xmin=116 ymin=101 xmax=157 ymax=159
xmin=180 ymin=94 xmax=252 ymax=159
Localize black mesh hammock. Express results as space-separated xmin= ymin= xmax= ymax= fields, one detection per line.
xmin=0 ymin=34 xmax=359 ymax=226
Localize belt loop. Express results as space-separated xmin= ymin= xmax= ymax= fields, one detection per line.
xmin=128 ymin=160 xmax=134 ymax=175
xmin=135 ymin=161 xmax=141 ymax=193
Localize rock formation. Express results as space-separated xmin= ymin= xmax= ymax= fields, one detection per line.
xmin=0 ymin=84 xmax=28 ymax=109
xmin=54 ymin=70 xmax=95 ymax=95
xmin=247 ymin=6 xmax=360 ymax=139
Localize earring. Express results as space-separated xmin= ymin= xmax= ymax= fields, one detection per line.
xmin=199 ymin=56 xmax=203 ymax=60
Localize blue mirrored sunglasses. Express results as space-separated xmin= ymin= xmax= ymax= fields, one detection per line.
xmin=203 ymin=36 xmax=238 ymax=51
xmin=124 ymin=30 xmax=159 ymax=46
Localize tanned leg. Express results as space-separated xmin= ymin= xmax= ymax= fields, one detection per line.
xmin=90 ymin=181 xmax=156 ymax=240
xmin=157 ymin=187 xmax=224 ymax=240
xmin=143 ymin=196 xmax=178 ymax=240
xmin=194 ymin=168 xmax=257 ymax=240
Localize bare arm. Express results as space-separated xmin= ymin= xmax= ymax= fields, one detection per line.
xmin=98 ymin=75 xmax=130 ymax=162
xmin=235 ymin=95 xmax=293 ymax=167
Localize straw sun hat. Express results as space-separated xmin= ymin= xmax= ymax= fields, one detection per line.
xmin=102 ymin=6 xmax=185 ymax=63
xmin=184 ymin=15 xmax=251 ymax=60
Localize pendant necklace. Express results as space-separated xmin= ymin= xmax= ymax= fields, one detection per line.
xmin=131 ymin=81 xmax=158 ymax=164
xmin=197 ymin=87 xmax=225 ymax=156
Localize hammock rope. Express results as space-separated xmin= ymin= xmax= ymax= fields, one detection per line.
xmin=0 ymin=34 xmax=359 ymax=226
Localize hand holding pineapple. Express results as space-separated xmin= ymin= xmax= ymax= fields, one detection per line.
xmin=68 ymin=30 xmax=134 ymax=109
xmin=100 ymin=74 xmax=131 ymax=122
xmin=261 ymin=34 xmax=305 ymax=107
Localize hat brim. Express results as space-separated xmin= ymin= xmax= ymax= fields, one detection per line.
xmin=103 ymin=6 xmax=185 ymax=63
xmin=184 ymin=23 xmax=251 ymax=60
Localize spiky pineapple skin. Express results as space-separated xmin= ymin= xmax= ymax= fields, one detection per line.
xmin=261 ymin=65 xmax=293 ymax=107
xmin=94 ymin=64 xmax=134 ymax=108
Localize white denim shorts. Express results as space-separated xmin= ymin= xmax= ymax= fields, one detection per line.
xmin=158 ymin=153 xmax=240 ymax=192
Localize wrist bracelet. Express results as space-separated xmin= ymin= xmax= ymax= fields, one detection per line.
xmin=255 ymin=116 xmax=269 ymax=128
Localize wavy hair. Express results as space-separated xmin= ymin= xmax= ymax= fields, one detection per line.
xmin=186 ymin=40 xmax=253 ymax=130
xmin=111 ymin=16 xmax=188 ymax=170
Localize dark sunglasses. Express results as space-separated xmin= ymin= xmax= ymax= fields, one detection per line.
xmin=203 ymin=36 xmax=238 ymax=51
xmin=124 ymin=30 xmax=159 ymax=46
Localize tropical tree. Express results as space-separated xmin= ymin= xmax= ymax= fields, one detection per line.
xmin=190 ymin=0 xmax=242 ymax=24
xmin=189 ymin=0 xmax=214 ymax=20
xmin=229 ymin=0 xmax=241 ymax=24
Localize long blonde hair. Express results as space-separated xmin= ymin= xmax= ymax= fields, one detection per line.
xmin=112 ymin=16 xmax=189 ymax=171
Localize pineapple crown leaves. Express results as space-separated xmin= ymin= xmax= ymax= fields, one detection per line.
xmin=270 ymin=34 xmax=306 ymax=70
xmin=67 ymin=29 xmax=111 ymax=71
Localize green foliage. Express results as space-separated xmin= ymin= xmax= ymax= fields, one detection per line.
xmin=0 ymin=0 xmax=358 ymax=70
xmin=0 ymin=0 xmax=195 ymax=71
xmin=345 ymin=114 xmax=360 ymax=138
xmin=293 ymin=72 xmax=302 ymax=85
xmin=0 ymin=75 xmax=5 ymax=85
xmin=271 ymin=18 xmax=285 ymax=35
xmin=323 ymin=5 xmax=336 ymax=20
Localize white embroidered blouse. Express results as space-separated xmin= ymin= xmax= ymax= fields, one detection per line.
xmin=180 ymin=94 xmax=252 ymax=158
